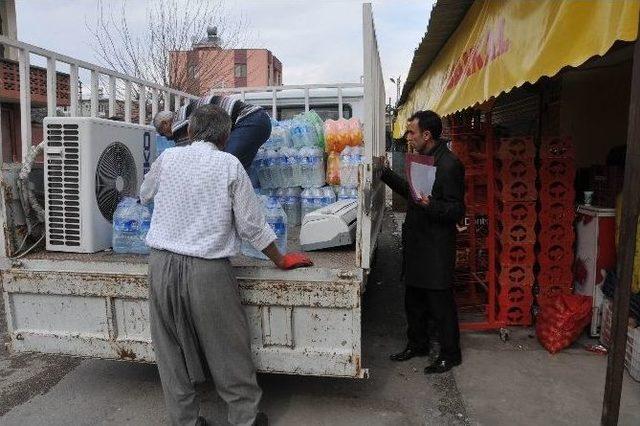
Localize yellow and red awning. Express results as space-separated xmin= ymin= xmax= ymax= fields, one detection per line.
xmin=394 ymin=0 xmax=640 ymax=137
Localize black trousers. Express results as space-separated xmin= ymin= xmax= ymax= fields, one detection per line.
xmin=404 ymin=285 xmax=461 ymax=361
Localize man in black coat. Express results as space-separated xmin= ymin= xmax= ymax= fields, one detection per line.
xmin=382 ymin=110 xmax=465 ymax=374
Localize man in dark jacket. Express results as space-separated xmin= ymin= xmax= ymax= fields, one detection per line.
xmin=382 ymin=110 xmax=465 ymax=374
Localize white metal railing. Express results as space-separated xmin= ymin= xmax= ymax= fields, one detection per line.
xmin=208 ymin=83 xmax=363 ymax=120
xmin=0 ymin=35 xmax=198 ymax=164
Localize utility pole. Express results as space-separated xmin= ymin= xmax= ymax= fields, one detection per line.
xmin=601 ymin=10 xmax=640 ymax=426
xmin=389 ymin=75 xmax=401 ymax=106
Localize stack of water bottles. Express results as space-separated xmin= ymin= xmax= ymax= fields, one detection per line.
xmin=112 ymin=197 xmax=153 ymax=254
xmin=250 ymin=111 xmax=329 ymax=226
xmin=240 ymin=193 xmax=288 ymax=260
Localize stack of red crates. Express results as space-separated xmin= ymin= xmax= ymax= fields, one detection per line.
xmin=495 ymin=137 xmax=537 ymax=325
xmin=537 ymin=136 xmax=576 ymax=304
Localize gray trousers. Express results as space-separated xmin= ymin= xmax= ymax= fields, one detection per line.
xmin=149 ymin=249 xmax=261 ymax=426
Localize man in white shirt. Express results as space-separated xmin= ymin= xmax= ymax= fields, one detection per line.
xmin=141 ymin=104 xmax=312 ymax=426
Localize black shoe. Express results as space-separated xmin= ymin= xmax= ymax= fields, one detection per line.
xmin=253 ymin=412 xmax=269 ymax=426
xmin=423 ymin=357 xmax=462 ymax=375
xmin=389 ymin=347 xmax=429 ymax=362
xmin=196 ymin=416 xmax=208 ymax=426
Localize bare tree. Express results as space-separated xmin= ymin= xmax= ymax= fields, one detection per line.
xmin=87 ymin=0 xmax=255 ymax=96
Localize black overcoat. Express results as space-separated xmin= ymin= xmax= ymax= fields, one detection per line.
xmin=382 ymin=142 xmax=465 ymax=289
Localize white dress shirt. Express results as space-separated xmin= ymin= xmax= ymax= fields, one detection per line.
xmin=140 ymin=141 xmax=275 ymax=259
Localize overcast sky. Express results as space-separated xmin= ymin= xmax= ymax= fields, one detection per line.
xmin=15 ymin=0 xmax=434 ymax=104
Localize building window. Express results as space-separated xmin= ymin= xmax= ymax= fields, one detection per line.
xmin=234 ymin=64 xmax=247 ymax=78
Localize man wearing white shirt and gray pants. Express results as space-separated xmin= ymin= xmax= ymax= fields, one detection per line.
xmin=140 ymin=105 xmax=312 ymax=426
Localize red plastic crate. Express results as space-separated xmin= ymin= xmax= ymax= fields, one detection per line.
xmin=539 ymin=181 xmax=575 ymax=204
xmin=498 ymin=201 xmax=537 ymax=227
xmin=498 ymin=302 xmax=533 ymax=325
xmin=538 ymin=201 xmax=576 ymax=225
xmin=498 ymin=221 xmax=537 ymax=244
xmin=540 ymin=136 xmax=575 ymax=159
xmin=498 ymin=242 xmax=536 ymax=265
xmin=497 ymin=137 xmax=536 ymax=159
xmin=498 ymin=263 xmax=535 ymax=287
xmin=538 ymin=243 xmax=575 ymax=267
xmin=539 ymin=159 xmax=576 ymax=185
xmin=496 ymin=178 xmax=538 ymax=202
xmin=538 ymin=222 xmax=575 ymax=244
xmin=496 ymin=159 xmax=537 ymax=183
xmin=498 ymin=284 xmax=534 ymax=304
xmin=537 ymin=266 xmax=573 ymax=288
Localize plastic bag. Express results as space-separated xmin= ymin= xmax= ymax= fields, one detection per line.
xmin=536 ymin=294 xmax=593 ymax=354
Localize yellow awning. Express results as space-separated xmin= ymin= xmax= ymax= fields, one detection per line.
xmin=394 ymin=0 xmax=640 ymax=138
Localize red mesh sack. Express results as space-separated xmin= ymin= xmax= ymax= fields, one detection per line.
xmin=536 ymin=294 xmax=593 ymax=354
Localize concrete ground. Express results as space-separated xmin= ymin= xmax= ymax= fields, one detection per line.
xmin=1 ymin=209 xmax=639 ymax=425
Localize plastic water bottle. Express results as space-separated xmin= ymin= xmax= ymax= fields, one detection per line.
xmin=273 ymin=149 xmax=287 ymax=188
xmin=113 ymin=198 xmax=140 ymax=253
xmin=322 ymin=186 xmax=336 ymax=208
xmin=280 ymin=148 xmax=296 ymax=188
xmin=310 ymin=187 xmax=323 ymax=213
xmin=282 ymin=187 xmax=301 ymax=226
xmin=337 ymin=186 xmax=350 ymax=201
xmin=299 ymin=147 xmax=312 ymax=188
xmin=263 ymin=149 xmax=278 ymax=189
xmin=257 ymin=149 xmax=272 ymax=188
xmin=301 ymin=188 xmax=313 ymax=221
xmin=266 ymin=197 xmax=288 ymax=255
xmin=349 ymin=187 xmax=359 ymax=200
xmin=339 ymin=146 xmax=352 ymax=188
xmin=310 ymin=147 xmax=325 ymax=187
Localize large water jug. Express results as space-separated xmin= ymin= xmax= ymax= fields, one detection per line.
xmin=282 ymin=187 xmax=301 ymax=226
xmin=133 ymin=203 xmax=152 ymax=254
xmin=113 ymin=198 xmax=144 ymax=254
xmin=309 ymin=147 xmax=326 ymax=187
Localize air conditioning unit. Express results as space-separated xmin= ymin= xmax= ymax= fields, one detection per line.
xmin=44 ymin=117 xmax=156 ymax=253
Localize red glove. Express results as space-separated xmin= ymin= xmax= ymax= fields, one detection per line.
xmin=279 ymin=252 xmax=313 ymax=270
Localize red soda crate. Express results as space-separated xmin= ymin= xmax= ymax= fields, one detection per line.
xmin=498 ymin=284 xmax=534 ymax=304
xmin=538 ymin=243 xmax=574 ymax=268
xmin=498 ymin=201 xmax=537 ymax=229
xmin=496 ymin=137 xmax=536 ymax=159
xmin=538 ymin=201 xmax=576 ymax=225
xmin=540 ymin=136 xmax=575 ymax=159
xmin=497 ymin=220 xmax=536 ymax=244
xmin=498 ymin=302 xmax=533 ymax=325
xmin=498 ymin=242 xmax=536 ymax=265
xmin=539 ymin=158 xmax=576 ymax=185
xmin=496 ymin=158 xmax=537 ymax=182
xmin=537 ymin=265 xmax=573 ymax=288
xmin=496 ymin=178 xmax=538 ymax=202
xmin=498 ymin=263 xmax=535 ymax=287
xmin=539 ymin=181 xmax=575 ymax=204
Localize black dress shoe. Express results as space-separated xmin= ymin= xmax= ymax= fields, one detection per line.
xmin=423 ymin=357 xmax=462 ymax=374
xmin=253 ymin=412 xmax=269 ymax=426
xmin=389 ymin=347 xmax=429 ymax=362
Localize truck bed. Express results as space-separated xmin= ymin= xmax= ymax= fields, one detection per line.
xmin=20 ymin=226 xmax=356 ymax=272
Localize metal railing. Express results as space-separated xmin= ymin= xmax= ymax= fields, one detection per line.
xmin=0 ymin=35 xmax=198 ymax=164
xmin=207 ymin=83 xmax=364 ymax=120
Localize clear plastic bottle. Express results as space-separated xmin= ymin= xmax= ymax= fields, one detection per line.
xmin=282 ymin=187 xmax=301 ymax=226
xmin=349 ymin=187 xmax=359 ymax=200
xmin=292 ymin=148 xmax=303 ymax=187
xmin=320 ymin=186 xmax=333 ymax=208
xmin=337 ymin=186 xmax=350 ymax=201
xmin=310 ymin=187 xmax=323 ymax=212
xmin=264 ymin=149 xmax=279 ymax=189
xmin=257 ymin=148 xmax=272 ymax=189
xmin=300 ymin=188 xmax=313 ymax=221
xmin=280 ymin=148 xmax=296 ymax=188
xmin=339 ymin=146 xmax=352 ymax=188
xmin=309 ymin=147 xmax=326 ymax=187
xmin=299 ymin=147 xmax=313 ymax=188
xmin=266 ymin=197 xmax=288 ymax=255
xmin=273 ymin=149 xmax=287 ymax=188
